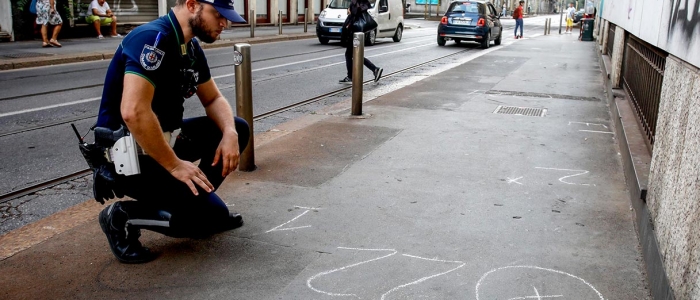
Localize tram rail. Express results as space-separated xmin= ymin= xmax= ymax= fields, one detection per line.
xmin=0 ymin=45 xmax=473 ymax=204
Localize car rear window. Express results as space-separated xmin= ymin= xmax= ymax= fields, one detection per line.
xmin=448 ymin=2 xmax=485 ymax=14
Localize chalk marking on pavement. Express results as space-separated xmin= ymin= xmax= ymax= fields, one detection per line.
xmin=475 ymin=265 xmax=605 ymax=300
xmin=506 ymin=286 xmax=563 ymax=300
xmin=295 ymin=205 xmax=323 ymax=210
xmin=578 ymin=130 xmax=614 ymax=134
xmin=534 ymin=167 xmax=595 ymax=186
xmin=380 ymin=254 xmax=466 ymax=300
xmin=266 ymin=209 xmax=312 ymax=233
xmin=507 ymin=176 xmax=524 ymax=185
xmin=307 ymin=247 xmax=398 ymax=297
xmin=568 ymin=121 xmax=608 ymax=128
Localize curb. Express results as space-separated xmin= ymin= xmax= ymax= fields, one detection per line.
xmin=0 ymin=33 xmax=317 ymax=71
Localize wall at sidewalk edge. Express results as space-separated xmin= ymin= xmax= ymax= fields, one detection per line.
xmin=646 ymin=55 xmax=700 ymax=300
xmin=597 ymin=43 xmax=675 ymax=300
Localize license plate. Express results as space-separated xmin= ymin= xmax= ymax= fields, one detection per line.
xmin=453 ymin=20 xmax=471 ymax=25
xmin=330 ymin=28 xmax=342 ymax=33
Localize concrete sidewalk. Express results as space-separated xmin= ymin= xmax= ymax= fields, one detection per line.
xmin=0 ymin=24 xmax=317 ymax=71
xmin=0 ymin=33 xmax=650 ymax=299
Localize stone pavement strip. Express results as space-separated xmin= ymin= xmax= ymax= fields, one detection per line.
xmin=0 ymin=33 xmax=650 ymax=299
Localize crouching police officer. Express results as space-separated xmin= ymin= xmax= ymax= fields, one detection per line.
xmin=92 ymin=0 xmax=249 ymax=263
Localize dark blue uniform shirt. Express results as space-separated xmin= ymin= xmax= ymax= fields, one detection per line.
xmin=96 ymin=10 xmax=211 ymax=132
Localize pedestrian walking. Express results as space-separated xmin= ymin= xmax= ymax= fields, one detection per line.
xmin=502 ymin=3 xmax=507 ymax=17
xmin=89 ymin=0 xmax=250 ymax=264
xmin=565 ymin=3 xmax=575 ymax=33
xmin=339 ymin=0 xmax=383 ymax=84
xmin=35 ymin=0 xmax=62 ymax=47
xmin=512 ymin=0 xmax=524 ymax=39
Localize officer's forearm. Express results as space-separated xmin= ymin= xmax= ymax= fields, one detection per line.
xmin=123 ymin=110 xmax=180 ymax=171
xmin=204 ymin=96 xmax=237 ymax=135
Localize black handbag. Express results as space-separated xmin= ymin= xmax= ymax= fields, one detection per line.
xmin=352 ymin=11 xmax=378 ymax=33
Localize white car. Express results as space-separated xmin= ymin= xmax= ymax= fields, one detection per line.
xmin=316 ymin=0 xmax=404 ymax=45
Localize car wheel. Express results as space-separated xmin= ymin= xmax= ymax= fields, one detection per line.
xmin=437 ymin=36 xmax=446 ymax=46
xmin=319 ymin=37 xmax=329 ymax=45
xmin=454 ymin=39 xmax=461 ymax=44
xmin=365 ymin=29 xmax=377 ymax=46
xmin=494 ymin=29 xmax=502 ymax=45
xmin=392 ymin=25 xmax=403 ymax=42
xmin=481 ymin=32 xmax=490 ymax=49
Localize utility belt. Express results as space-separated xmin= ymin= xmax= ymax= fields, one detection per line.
xmin=94 ymin=126 xmax=181 ymax=176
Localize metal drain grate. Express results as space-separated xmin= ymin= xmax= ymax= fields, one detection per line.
xmin=1 ymin=52 xmax=55 ymax=59
xmin=493 ymin=105 xmax=547 ymax=117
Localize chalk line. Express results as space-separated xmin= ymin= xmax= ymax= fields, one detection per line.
xmin=475 ymin=265 xmax=605 ymax=300
xmin=568 ymin=121 xmax=608 ymax=129
xmin=507 ymin=176 xmax=524 ymax=185
xmin=380 ymin=254 xmax=466 ymax=300
xmin=535 ymin=167 xmax=595 ymax=186
xmin=307 ymin=248 xmax=398 ymax=297
xmin=579 ymin=130 xmax=614 ymax=134
xmin=266 ymin=209 xmax=311 ymax=233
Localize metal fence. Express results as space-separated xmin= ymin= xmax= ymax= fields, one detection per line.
xmin=621 ymin=34 xmax=667 ymax=146
xmin=606 ymin=23 xmax=616 ymax=56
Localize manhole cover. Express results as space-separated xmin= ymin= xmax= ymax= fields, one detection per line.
xmin=2 ymin=52 xmax=55 ymax=59
xmin=493 ymin=105 xmax=547 ymax=117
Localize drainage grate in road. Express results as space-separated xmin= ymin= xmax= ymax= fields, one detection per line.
xmin=1 ymin=52 xmax=55 ymax=59
xmin=493 ymin=105 xmax=547 ymax=117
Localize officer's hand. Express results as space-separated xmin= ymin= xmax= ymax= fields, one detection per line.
xmin=212 ymin=130 xmax=240 ymax=177
xmin=169 ymin=160 xmax=214 ymax=195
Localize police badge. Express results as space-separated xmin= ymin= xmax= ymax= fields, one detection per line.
xmin=140 ymin=44 xmax=165 ymax=71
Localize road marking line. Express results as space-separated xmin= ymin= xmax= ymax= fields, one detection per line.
xmin=0 ymin=97 xmax=100 ymax=118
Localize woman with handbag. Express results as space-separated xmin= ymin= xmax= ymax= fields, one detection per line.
xmin=339 ymin=0 xmax=383 ymax=84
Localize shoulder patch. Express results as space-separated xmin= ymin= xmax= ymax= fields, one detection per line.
xmin=140 ymin=44 xmax=165 ymax=71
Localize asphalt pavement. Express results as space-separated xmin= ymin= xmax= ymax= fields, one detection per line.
xmin=0 ymin=23 xmax=650 ymax=299
xmin=0 ymin=24 xmax=318 ymax=70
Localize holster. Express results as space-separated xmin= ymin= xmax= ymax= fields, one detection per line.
xmin=77 ymin=125 xmax=128 ymax=204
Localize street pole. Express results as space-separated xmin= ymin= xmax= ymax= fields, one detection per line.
xmin=304 ymin=8 xmax=308 ymax=32
xmin=558 ymin=0 xmax=564 ymax=34
xmin=234 ymin=44 xmax=256 ymax=171
xmin=279 ymin=10 xmax=283 ymax=34
xmin=351 ymin=32 xmax=364 ymax=116
xmin=250 ymin=9 xmax=255 ymax=37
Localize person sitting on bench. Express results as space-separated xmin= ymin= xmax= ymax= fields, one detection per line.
xmin=86 ymin=0 xmax=122 ymax=39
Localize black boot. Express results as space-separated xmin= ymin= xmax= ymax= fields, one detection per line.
xmin=99 ymin=202 xmax=156 ymax=264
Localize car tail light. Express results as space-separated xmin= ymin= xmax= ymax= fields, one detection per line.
xmin=477 ymin=18 xmax=485 ymax=27
xmin=441 ymin=16 xmax=448 ymax=24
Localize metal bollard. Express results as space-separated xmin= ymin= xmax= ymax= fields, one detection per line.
xmin=351 ymin=32 xmax=364 ymax=116
xmin=304 ymin=8 xmax=308 ymax=32
xmin=279 ymin=11 xmax=283 ymax=35
xmin=233 ymin=44 xmax=256 ymax=171
xmin=250 ymin=10 xmax=255 ymax=38
xmin=548 ymin=18 xmax=552 ymax=35
xmin=544 ymin=18 xmax=548 ymax=35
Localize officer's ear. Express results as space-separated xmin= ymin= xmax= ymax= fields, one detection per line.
xmin=186 ymin=0 xmax=200 ymax=14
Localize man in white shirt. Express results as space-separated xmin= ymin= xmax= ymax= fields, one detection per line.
xmin=86 ymin=0 xmax=121 ymax=39
xmin=565 ymin=3 xmax=575 ymax=33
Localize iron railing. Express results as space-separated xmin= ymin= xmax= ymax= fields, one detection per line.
xmin=606 ymin=23 xmax=616 ymax=56
xmin=621 ymin=34 xmax=667 ymax=146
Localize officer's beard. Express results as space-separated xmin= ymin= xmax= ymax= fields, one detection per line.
xmin=190 ymin=8 xmax=218 ymax=44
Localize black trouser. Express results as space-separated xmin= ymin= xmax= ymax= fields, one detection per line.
xmin=114 ymin=116 xmax=250 ymax=237
xmin=345 ymin=41 xmax=377 ymax=78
